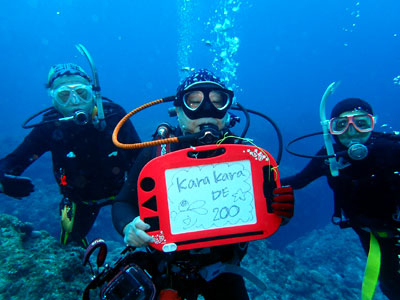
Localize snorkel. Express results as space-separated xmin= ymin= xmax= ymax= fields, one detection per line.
xmin=75 ymin=44 xmax=106 ymax=130
xmin=320 ymin=82 xmax=340 ymax=177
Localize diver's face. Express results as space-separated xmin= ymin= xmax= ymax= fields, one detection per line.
xmin=176 ymin=106 xmax=229 ymax=134
xmin=50 ymin=75 xmax=94 ymax=118
xmin=336 ymin=110 xmax=372 ymax=147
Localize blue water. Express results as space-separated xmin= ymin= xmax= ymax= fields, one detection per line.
xmin=1 ymin=0 xmax=400 ymax=248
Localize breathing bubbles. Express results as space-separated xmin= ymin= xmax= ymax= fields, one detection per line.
xmin=342 ymin=1 xmax=361 ymax=47
xmin=205 ymin=0 xmax=248 ymax=90
xmin=177 ymin=0 xmax=196 ymax=80
xmin=393 ymin=75 xmax=400 ymax=86
xmin=177 ymin=0 xmax=248 ymax=89
xmin=380 ymin=123 xmax=399 ymax=135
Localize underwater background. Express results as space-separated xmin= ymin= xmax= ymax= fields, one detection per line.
xmin=0 ymin=0 xmax=399 ymax=299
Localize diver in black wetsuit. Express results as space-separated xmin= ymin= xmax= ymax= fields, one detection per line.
xmin=282 ymin=98 xmax=400 ymax=300
xmin=112 ymin=69 xmax=295 ymax=300
xmin=0 ymin=63 xmax=141 ymax=247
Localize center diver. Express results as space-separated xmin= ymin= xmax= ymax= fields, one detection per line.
xmin=108 ymin=69 xmax=295 ymax=300
xmin=283 ymin=82 xmax=400 ymax=300
xmin=0 ymin=45 xmax=141 ymax=247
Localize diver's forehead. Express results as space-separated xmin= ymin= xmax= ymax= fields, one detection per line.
xmin=51 ymin=75 xmax=90 ymax=89
xmin=338 ymin=110 xmax=368 ymax=117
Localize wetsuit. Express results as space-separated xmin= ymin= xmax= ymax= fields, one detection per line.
xmin=112 ymin=126 xmax=249 ymax=300
xmin=0 ymin=101 xmax=141 ymax=246
xmin=282 ymin=132 xmax=400 ymax=300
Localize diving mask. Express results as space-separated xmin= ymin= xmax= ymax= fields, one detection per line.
xmin=51 ymin=84 xmax=93 ymax=107
xmin=329 ymin=114 xmax=375 ymax=135
xmin=177 ymin=84 xmax=233 ymax=120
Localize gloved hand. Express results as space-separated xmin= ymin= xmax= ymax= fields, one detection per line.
xmin=0 ymin=174 xmax=34 ymax=199
xmin=123 ymin=216 xmax=155 ymax=248
xmin=271 ymin=186 xmax=294 ymax=224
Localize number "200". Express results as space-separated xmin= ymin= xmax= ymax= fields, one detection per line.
xmin=213 ymin=205 xmax=240 ymax=221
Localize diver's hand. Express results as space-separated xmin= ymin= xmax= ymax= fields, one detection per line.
xmin=0 ymin=174 xmax=34 ymax=199
xmin=123 ymin=216 xmax=154 ymax=247
xmin=271 ymin=186 xmax=294 ymax=225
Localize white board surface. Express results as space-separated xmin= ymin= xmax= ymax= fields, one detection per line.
xmin=165 ymin=160 xmax=256 ymax=234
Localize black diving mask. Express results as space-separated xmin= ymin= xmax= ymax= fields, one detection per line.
xmin=176 ymin=84 xmax=233 ymax=120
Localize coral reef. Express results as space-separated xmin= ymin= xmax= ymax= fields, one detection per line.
xmin=0 ymin=213 xmax=90 ymax=299
xmin=242 ymin=223 xmax=388 ymax=300
xmin=0 ymin=212 xmax=390 ymax=299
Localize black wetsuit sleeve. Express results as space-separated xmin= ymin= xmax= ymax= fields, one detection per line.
xmin=112 ymin=146 xmax=155 ymax=236
xmin=121 ymin=122 xmax=141 ymax=162
xmin=0 ymin=126 xmax=50 ymax=177
xmin=105 ymin=102 xmax=142 ymax=164
xmin=281 ymin=147 xmax=328 ymax=189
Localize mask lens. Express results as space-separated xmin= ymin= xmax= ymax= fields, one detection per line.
xmin=330 ymin=117 xmax=349 ymax=134
xmin=75 ymin=87 xmax=90 ymax=100
xmin=209 ymin=90 xmax=230 ymax=110
xmin=57 ymin=90 xmax=72 ymax=103
xmin=183 ymin=91 xmax=204 ymax=110
xmin=353 ymin=115 xmax=373 ymax=132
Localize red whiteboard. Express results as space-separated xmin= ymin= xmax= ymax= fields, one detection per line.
xmin=138 ymin=144 xmax=282 ymax=252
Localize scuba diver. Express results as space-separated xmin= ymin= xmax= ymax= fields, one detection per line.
xmin=0 ymin=52 xmax=141 ymax=247
xmin=110 ymin=69 xmax=294 ymax=300
xmin=283 ymin=94 xmax=400 ymax=300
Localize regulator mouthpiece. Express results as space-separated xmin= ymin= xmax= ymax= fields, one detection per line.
xmin=59 ymin=110 xmax=89 ymax=125
xmin=347 ymin=143 xmax=368 ymax=160
xmin=197 ymin=124 xmax=221 ymax=145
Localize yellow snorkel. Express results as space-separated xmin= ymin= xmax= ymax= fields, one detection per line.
xmin=320 ymin=81 xmax=340 ymax=177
